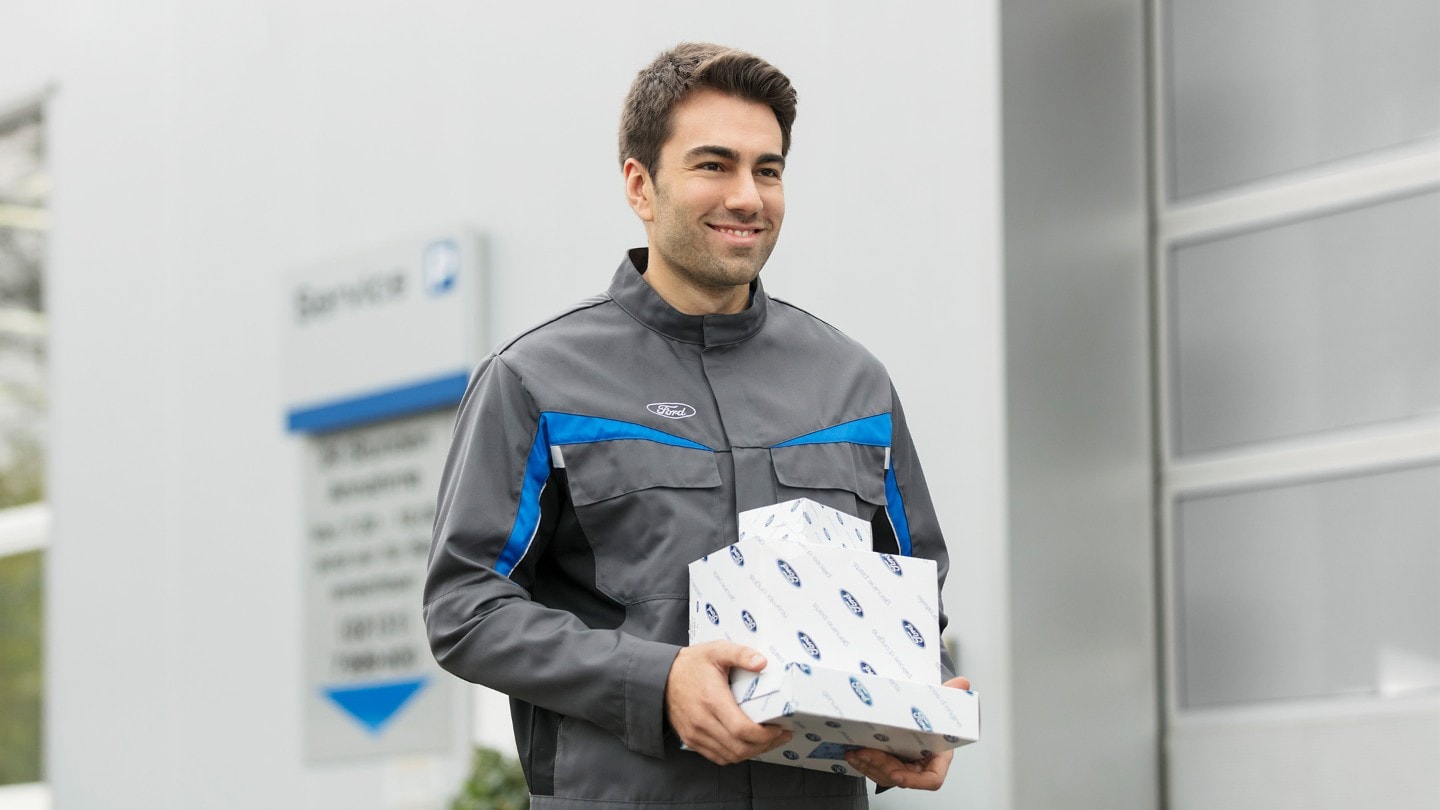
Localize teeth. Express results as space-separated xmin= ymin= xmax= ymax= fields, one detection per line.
xmin=719 ymin=228 xmax=755 ymax=236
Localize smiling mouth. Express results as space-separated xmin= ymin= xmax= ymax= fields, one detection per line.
xmin=709 ymin=225 xmax=762 ymax=237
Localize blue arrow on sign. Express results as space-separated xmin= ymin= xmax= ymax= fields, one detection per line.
xmin=323 ymin=677 xmax=429 ymax=734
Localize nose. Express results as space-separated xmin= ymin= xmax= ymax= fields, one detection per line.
xmin=724 ymin=172 xmax=763 ymax=216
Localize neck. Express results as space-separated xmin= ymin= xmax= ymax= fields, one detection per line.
xmin=641 ymin=253 xmax=751 ymax=316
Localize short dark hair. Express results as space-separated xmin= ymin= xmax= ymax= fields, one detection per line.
xmin=619 ymin=42 xmax=798 ymax=172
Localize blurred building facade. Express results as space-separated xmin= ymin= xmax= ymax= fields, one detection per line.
xmin=0 ymin=1 xmax=1435 ymax=809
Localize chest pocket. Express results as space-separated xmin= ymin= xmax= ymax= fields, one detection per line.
xmin=771 ymin=442 xmax=889 ymax=523
xmin=559 ymin=439 xmax=723 ymax=604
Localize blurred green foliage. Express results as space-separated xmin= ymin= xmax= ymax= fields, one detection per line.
xmin=452 ymin=745 xmax=529 ymax=810
xmin=0 ymin=549 xmax=43 ymax=785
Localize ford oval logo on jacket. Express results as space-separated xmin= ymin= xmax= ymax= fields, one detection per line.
xmin=647 ymin=402 xmax=696 ymax=419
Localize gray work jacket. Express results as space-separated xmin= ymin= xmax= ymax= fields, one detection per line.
xmin=425 ymin=249 xmax=953 ymax=809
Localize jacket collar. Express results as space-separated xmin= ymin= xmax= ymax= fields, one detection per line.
xmin=607 ymin=248 xmax=769 ymax=348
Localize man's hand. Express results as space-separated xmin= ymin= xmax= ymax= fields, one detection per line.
xmin=665 ymin=641 xmax=792 ymax=765
xmin=843 ymin=676 xmax=971 ymax=790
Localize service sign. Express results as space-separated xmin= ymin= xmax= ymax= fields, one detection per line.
xmin=284 ymin=233 xmax=484 ymax=433
xmin=287 ymin=230 xmax=485 ymax=761
xmin=302 ymin=410 xmax=459 ymax=761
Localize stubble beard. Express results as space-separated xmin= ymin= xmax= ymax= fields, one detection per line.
xmin=651 ymin=189 xmax=779 ymax=293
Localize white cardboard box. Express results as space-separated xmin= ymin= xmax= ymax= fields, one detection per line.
xmin=743 ymin=663 xmax=979 ymax=775
xmin=689 ymin=533 xmax=942 ymax=694
xmin=737 ymin=497 xmax=873 ymax=552
xmin=687 ymin=498 xmax=977 ymax=774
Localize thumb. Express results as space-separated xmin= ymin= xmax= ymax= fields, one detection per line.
xmin=943 ymin=675 xmax=971 ymax=691
xmin=711 ymin=641 xmax=767 ymax=672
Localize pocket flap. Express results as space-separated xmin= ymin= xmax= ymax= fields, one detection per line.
xmin=771 ymin=442 xmax=889 ymax=505
xmin=560 ymin=440 xmax=721 ymax=506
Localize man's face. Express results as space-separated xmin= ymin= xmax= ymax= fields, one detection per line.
xmin=629 ymin=89 xmax=786 ymax=302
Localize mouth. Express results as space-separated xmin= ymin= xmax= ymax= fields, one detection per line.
xmin=708 ymin=224 xmax=765 ymax=245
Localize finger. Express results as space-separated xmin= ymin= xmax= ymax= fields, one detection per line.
xmin=846 ymin=748 xmax=954 ymax=790
xmin=943 ymin=675 xmax=971 ymax=691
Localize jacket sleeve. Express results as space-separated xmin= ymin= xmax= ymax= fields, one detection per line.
xmin=883 ymin=383 xmax=958 ymax=682
xmin=423 ymin=354 xmax=680 ymax=758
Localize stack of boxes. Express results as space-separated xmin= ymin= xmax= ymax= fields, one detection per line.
xmin=688 ymin=498 xmax=979 ymax=775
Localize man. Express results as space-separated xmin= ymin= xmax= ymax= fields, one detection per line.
xmin=425 ymin=43 xmax=967 ymax=809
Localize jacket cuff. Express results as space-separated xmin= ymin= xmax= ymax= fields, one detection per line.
xmin=621 ymin=638 xmax=683 ymax=758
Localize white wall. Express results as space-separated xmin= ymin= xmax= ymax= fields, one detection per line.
xmin=3 ymin=1 xmax=1005 ymax=807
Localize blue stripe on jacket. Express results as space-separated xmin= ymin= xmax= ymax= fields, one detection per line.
xmin=496 ymin=413 xmax=713 ymax=577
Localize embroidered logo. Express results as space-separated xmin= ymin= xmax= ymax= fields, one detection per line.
xmin=647 ymin=402 xmax=696 ymax=419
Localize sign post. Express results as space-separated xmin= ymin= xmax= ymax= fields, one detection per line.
xmin=284 ymin=231 xmax=483 ymax=762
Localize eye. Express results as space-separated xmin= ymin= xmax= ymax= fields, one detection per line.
xmin=757 ymin=167 xmax=783 ymax=180
xmin=697 ymin=162 xmax=724 ymax=172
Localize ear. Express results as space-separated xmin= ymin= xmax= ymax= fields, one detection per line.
xmin=623 ymin=157 xmax=656 ymax=222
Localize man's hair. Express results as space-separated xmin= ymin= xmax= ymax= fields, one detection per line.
xmin=619 ymin=42 xmax=797 ymax=172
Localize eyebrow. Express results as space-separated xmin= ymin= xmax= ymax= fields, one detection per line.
xmin=684 ymin=145 xmax=787 ymax=168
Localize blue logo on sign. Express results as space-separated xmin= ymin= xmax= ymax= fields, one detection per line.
xmin=823 ymin=527 xmax=832 ymax=542
xmin=849 ymin=677 xmax=873 ymax=705
xmin=777 ymin=559 xmax=801 ymax=587
xmin=729 ymin=545 xmax=745 ymax=566
xmin=422 ymin=239 xmax=460 ymax=296
xmin=796 ymin=662 xmax=812 ymax=675
xmin=803 ymin=512 xmax=813 ymax=525
xmin=783 ymin=750 xmax=799 ymax=761
xmin=911 ymin=707 xmax=933 ymax=732
xmin=741 ymin=610 xmax=757 ymax=632
xmin=705 ymin=604 xmax=719 ymax=625
xmin=859 ymin=660 xmax=877 ymax=675
xmin=840 ymin=589 xmax=863 ymax=617
xmin=879 ymin=554 xmax=903 ymax=575
xmin=742 ymin=678 xmax=759 ymax=701
xmin=764 ymin=514 xmax=775 ymax=527
xmin=797 ymin=631 xmax=821 ymax=660
xmin=902 ymin=620 xmax=926 ymax=648
xmin=783 ymin=702 xmax=795 ymax=717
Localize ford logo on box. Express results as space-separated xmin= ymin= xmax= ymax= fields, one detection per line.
xmin=859 ymin=660 xmax=877 ymax=675
xmin=840 ymin=589 xmax=864 ymax=617
xmin=705 ymin=604 xmax=720 ymax=625
xmin=911 ymin=707 xmax=933 ymax=732
xmin=849 ymin=677 xmax=873 ymax=705
xmin=879 ymin=554 xmax=904 ymax=576
xmin=902 ymin=619 xmax=926 ymax=647
xmin=777 ymin=559 xmax=801 ymax=587
xmin=741 ymin=610 xmax=757 ymax=632
xmin=797 ymin=631 xmax=821 ymax=660
xmin=729 ymin=545 xmax=745 ymax=566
